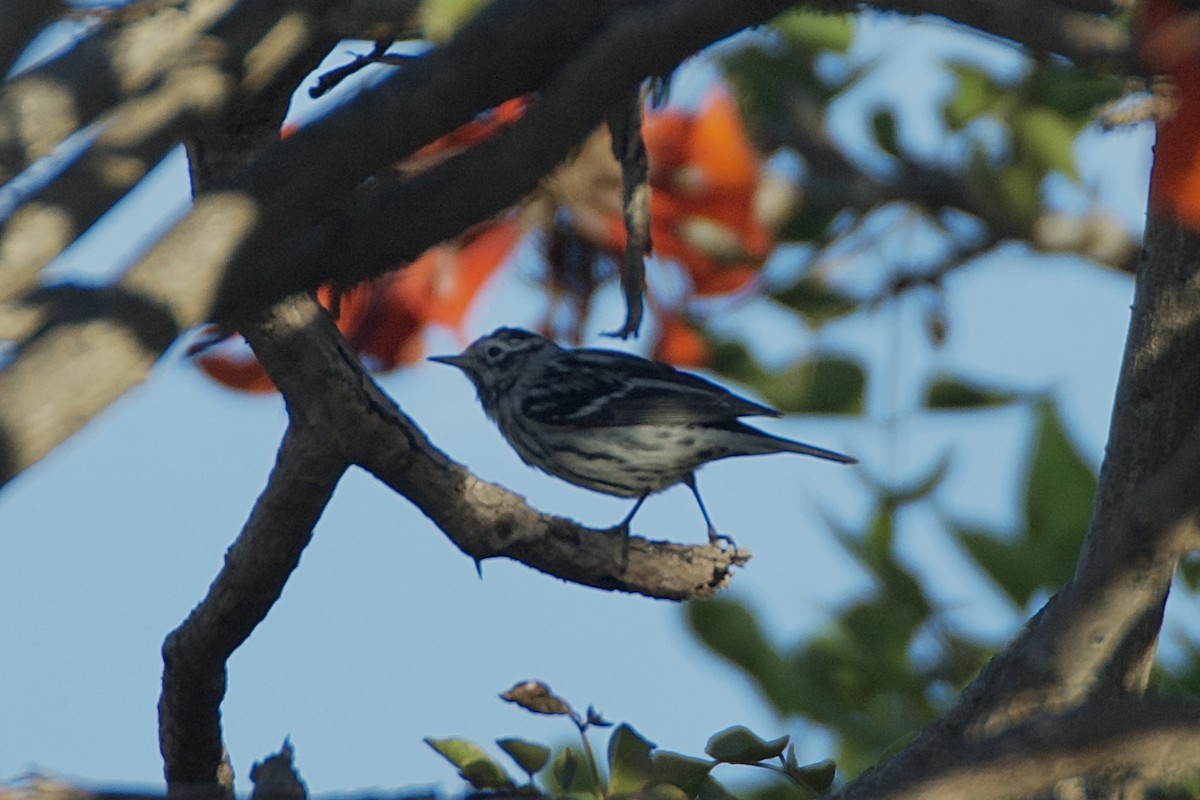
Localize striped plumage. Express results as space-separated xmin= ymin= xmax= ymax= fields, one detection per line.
xmin=431 ymin=327 xmax=856 ymax=543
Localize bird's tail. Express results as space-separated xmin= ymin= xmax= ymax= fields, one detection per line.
xmin=738 ymin=422 xmax=858 ymax=464
xmin=776 ymin=438 xmax=858 ymax=464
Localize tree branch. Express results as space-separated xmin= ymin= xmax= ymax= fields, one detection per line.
xmin=834 ymin=698 xmax=1200 ymax=800
xmin=240 ymin=294 xmax=750 ymax=601
xmin=958 ymin=219 xmax=1200 ymax=732
xmin=0 ymin=0 xmax=62 ymax=78
xmin=0 ymin=0 xmax=338 ymax=305
xmin=0 ymin=7 xmax=337 ymax=484
xmin=157 ymin=291 xmax=746 ymax=795
xmin=0 ymin=0 xmax=242 ymax=184
xmin=158 ymin=423 xmax=346 ymax=790
xmin=319 ymin=1 xmax=421 ymax=46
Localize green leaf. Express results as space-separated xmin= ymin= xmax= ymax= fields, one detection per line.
xmin=870 ymin=108 xmax=900 ymax=157
xmin=1180 ymin=557 xmax=1200 ymax=591
xmin=951 ymin=405 xmax=1092 ymax=605
xmin=1024 ymin=400 xmax=1095 ymax=556
xmin=773 ymin=9 xmax=854 ymax=52
xmin=779 ymin=203 xmax=840 ymax=242
xmin=425 ymin=737 xmax=514 ymax=790
xmin=925 ymin=376 xmax=1017 ymax=409
xmin=496 ymin=737 xmax=550 ymax=776
xmin=772 ymin=278 xmax=857 ymax=328
xmin=696 ymin=777 xmax=737 ymax=800
xmin=943 ymin=63 xmax=1000 ymax=129
xmin=1026 ymin=65 xmax=1123 ymax=119
xmin=784 ymin=756 xmax=837 ymax=792
xmin=608 ymin=723 xmax=655 ymax=796
xmin=1014 ymin=106 xmax=1079 ymax=182
xmin=767 ymin=357 xmax=866 ymax=414
xmin=996 ymin=161 xmax=1044 ymax=230
xmin=649 ymin=752 xmax=714 ymax=797
xmin=796 ymin=357 xmax=864 ymax=414
xmin=704 ymin=726 xmax=790 ymax=764
xmin=686 ymin=598 xmax=797 ymax=713
xmin=552 ymin=747 xmax=580 ymax=791
xmin=641 ymin=785 xmax=691 ymax=800
xmin=855 ymin=509 xmax=931 ymax=614
xmin=458 ymin=759 xmax=515 ymax=790
xmin=419 ymin=0 xmax=492 ymax=40
xmin=954 ymin=524 xmax=1037 ymax=605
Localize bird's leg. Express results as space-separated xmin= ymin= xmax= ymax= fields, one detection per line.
xmin=611 ymin=492 xmax=649 ymax=537
xmin=685 ymin=474 xmax=735 ymax=548
xmin=609 ymin=492 xmax=649 ymax=569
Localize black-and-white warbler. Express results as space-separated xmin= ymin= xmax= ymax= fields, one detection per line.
xmin=431 ymin=327 xmax=856 ymax=543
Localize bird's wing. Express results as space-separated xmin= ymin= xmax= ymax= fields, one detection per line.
xmin=520 ymin=348 xmax=779 ymax=426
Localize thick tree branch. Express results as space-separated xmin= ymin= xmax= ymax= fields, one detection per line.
xmin=320 ymin=0 xmax=420 ymax=42
xmin=0 ymin=0 xmax=337 ymax=305
xmin=0 ymin=0 xmax=62 ymax=78
xmin=158 ymin=423 xmax=346 ymax=790
xmin=0 ymin=10 xmax=337 ymax=484
xmin=0 ymin=0 xmax=242 ymax=184
xmin=834 ymin=698 xmax=1200 ymax=800
xmin=0 ymin=284 xmax=180 ymax=487
xmin=0 ymin=776 xmax=422 ymax=800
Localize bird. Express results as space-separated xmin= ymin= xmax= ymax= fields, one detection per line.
xmin=430 ymin=327 xmax=856 ymax=544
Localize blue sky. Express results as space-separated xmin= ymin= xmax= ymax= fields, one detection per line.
xmin=0 ymin=13 xmax=1156 ymax=795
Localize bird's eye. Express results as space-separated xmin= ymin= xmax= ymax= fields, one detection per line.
xmin=486 ymin=345 xmax=502 ymax=359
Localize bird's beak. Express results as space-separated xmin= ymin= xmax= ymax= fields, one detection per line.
xmin=428 ymin=354 xmax=466 ymax=368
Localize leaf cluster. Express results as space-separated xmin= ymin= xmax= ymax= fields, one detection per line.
xmin=429 ymin=682 xmax=835 ymax=800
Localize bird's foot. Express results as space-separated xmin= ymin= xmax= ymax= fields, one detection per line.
xmin=605 ymin=521 xmax=633 ymax=569
xmin=708 ymin=527 xmax=737 ymax=549
xmin=605 ymin=521 xmax=631 ymax=538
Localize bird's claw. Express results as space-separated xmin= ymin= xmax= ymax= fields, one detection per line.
xmin=606 ymin=522 xmax=633 ymax=570
xmin=708 ymin=528 xmax=737 ymax=549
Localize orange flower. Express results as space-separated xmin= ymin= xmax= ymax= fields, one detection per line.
xmin=651 ymin=313 xmax=710 ymax=367
xmin=194 ymin=219 xmax=518 ymax=391
xmin=1140 ymin=0 xmax=1200 ymax=229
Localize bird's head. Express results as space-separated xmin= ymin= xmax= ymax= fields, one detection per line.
xmin=430 ymin=328 xmax=558 ymax=405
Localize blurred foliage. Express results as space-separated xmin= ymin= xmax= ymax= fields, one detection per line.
xmin=419 ymin=0 xmax=492 ymax=40
xmin=711 ymin=11 xmax=1130 ymax=382
xmin=688 ymin=502 xmax=994 ymax=777
xmin=683 ymin=379 xmax=1114 ymax=779
xmin=944 ymin=63 xmax=1119 ymax=231
xmin=709 ymin=338 xmax=865 ymax=415
xmin=923 ymin=375 xmax=1019 ymax=410
xmin=410 ymin=2 xmax=1167 ymax=796
xmin=948 ymin=401 xmax=1097 ymax=606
